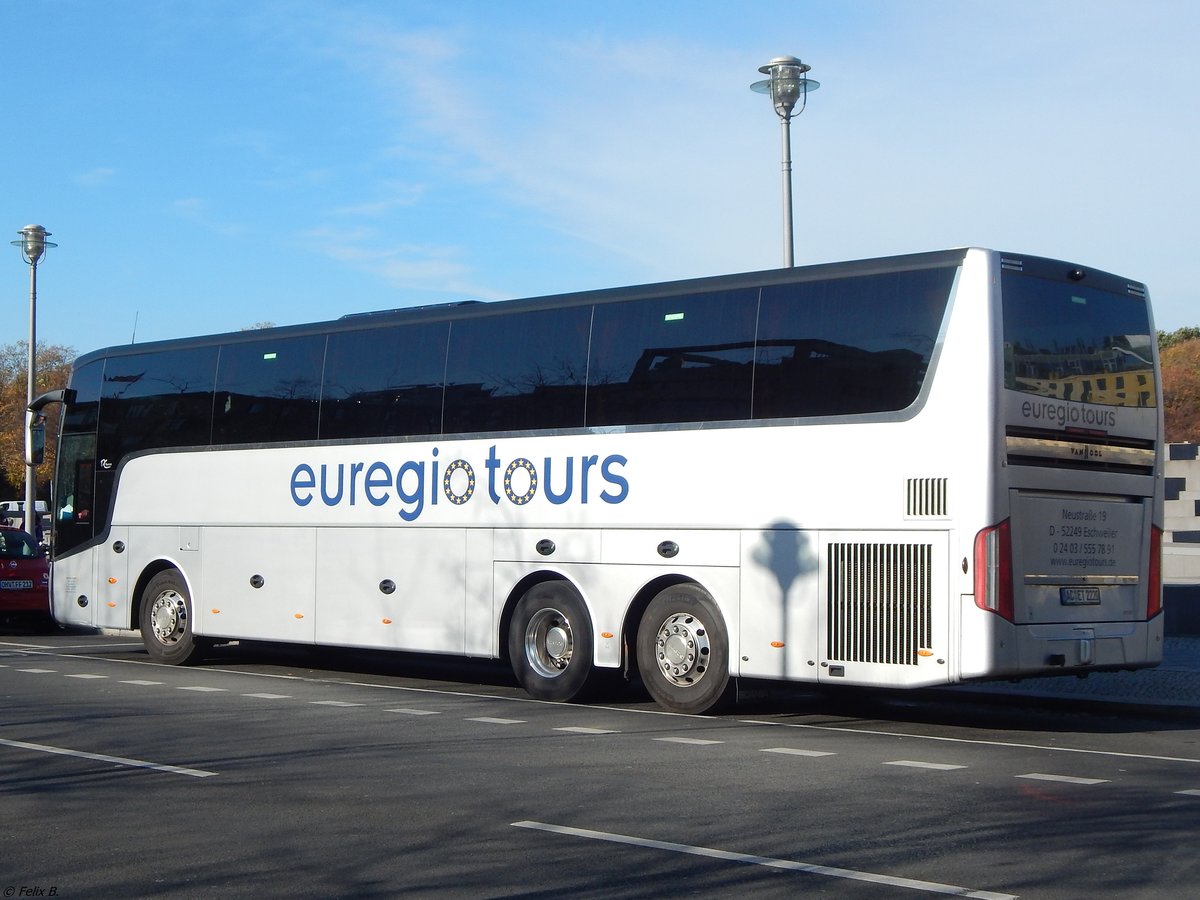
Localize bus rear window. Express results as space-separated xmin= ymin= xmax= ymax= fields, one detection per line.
xmin=1001 ymin=270 xmax=1156 ymax=408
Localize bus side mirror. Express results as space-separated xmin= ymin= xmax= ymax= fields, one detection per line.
xmin=25 ymin=411 xmax=46 ymax=467
xmin=25 ymin=388 xmax=75 ymax=468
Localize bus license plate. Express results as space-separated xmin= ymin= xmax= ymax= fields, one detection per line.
xmin=1060 ymin=587 xmax=1101 ymax=606
xmin=0 ymin=579 xmax=34 ymax=590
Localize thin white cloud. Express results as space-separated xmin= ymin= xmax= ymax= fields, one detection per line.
xmin=171 ymin=198 xmax=246 ymax=237
xmin=74 ymin=167 xmax=118 ymax=187
xmin=330 ymin=182 xmax=425 ymax=218
xmin=299 ymin=223 xmax=494 ymax=297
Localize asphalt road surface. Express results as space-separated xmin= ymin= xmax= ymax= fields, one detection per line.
xmin=2 ymin=629 xmax=1199 ymax=898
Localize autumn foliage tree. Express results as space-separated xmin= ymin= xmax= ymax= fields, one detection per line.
xmin=0 ymin=342 xmax=75 ymax=502
xmin=1161 ymin=336 xmax=1200 ymax=443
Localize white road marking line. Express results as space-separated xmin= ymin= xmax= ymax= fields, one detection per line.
xmin=654 ymin=737 xmax=723 ymax=746
xmin=178 ymin=686 xmax=227 ymax=693
xmin=467 ymin=716 xmax=524 ymax=725
xmin=886 ymin=760 xmax=967 ymax=771
xmin=17 ymin=668 xmax=55 ymax=673
xmin=555 ymin=726 xmax=619 ymax=735
xmin=120 ymin=680 xmax=164 ymax=685
xmin=29 ymin=644 xmax=1193 ymax=772
xmin=743 ymin=718 xmax=1200 ymax=765
xmin=1175 ymin=789 xmax=1200 ymax=797
xmin=761 ymin=747 xmax=836 ymax=758
xmin=243 ymin=692 xmax=292 ymax=699
xmin=1017 ymin=773 xmax=1109 ymax=786
xmin=0 ymin=736 xmax=217 ymax=778
xmin=385 ymin=708 xmax=440 ymax=716
xmin=64 ymin=674 xmax=108 ymax=680
xmin=512 ymin=821 xmax=1017 ymax=899
xmin=310 ymin=700 xmax=363 ymax=707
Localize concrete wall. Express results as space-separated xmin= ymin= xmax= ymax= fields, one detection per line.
xmin=1165 ymin=444 xmax=1200 ymax=635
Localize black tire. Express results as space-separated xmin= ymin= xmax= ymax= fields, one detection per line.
xmin=139 ymin=570 xmax=206 ymax=665
xmin=636 ymin=584 xmax=734 ymax=714
xmin=508 ymin=581 xmax=594 ymax=702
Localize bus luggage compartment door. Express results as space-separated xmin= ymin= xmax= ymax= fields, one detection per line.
xmin=200 ymin=526 xmax=317 ymax=642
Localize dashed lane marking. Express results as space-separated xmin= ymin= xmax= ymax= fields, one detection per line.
xmin=886 ymin=760 xmax=968 ymax=771
xmin=1016 ymin=773 xmax=1109 ymax=786
xmin=654 ymin=737 xmax=723 ymax=746
xmin=120 ymin=680 xmax=163 ymax=685
xmin=178 ymin=686 xmax=228 ymax=693
xmin=243 ymin=692 xmax=292 ymax=700
xmin=761 ymin=747 xmax=836 ymax=758
xmin=555 ymin=726 xmax=619 ymax=735
xmin=512 ymin=821 xmax=1018 ymax=899
xmin=310 ymin=700 xmax=364 ymax=707
xmin=0 ymin=735 xmax=217 ymax=778
xmin=64 ymin=674 xmax=107 ymax=680
xmin=467 ymin=716 xmax=525 ymax=725
xmin=385 ymin=708 xmax=440 ymax=716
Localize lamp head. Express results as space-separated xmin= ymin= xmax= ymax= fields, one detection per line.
xmin=751 ymin=55 xmax=819 ymax=120
xmin=12 ymin=224 xmax=56 ymax=264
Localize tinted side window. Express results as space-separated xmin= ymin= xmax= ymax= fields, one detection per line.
xmin=321 ymin=322 xmax=449 ymax=439
xmin=98 ymin=346 xmax=219 ymax=458
xmin=754 ymin=268 xmax=954 ymax=417
xmin=443 ymin=307 xmax=590 ymax=434
xmin=63 ymin=358 xmax=104 ymax=434
xmin=213 ymin=335 xmax=325 ymax=444
xmin=587 ymin=289 xmax=758 ymax=426
xmin=57 ymin=360 xmax=103 ymax=554
xmin=54 ymin=434 xmax=96 ymax=554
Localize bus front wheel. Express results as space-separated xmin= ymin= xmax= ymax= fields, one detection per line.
xmin=140 ymin=570 xmax=206 ymax=666
xmin=508 ymin=581 xmax=594 ymax=702
xmin=637 ymin=584 xmax=734 ymax=714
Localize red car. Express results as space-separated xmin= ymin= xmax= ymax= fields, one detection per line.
xmin=0 ymin=526 xmax=50 ymax=624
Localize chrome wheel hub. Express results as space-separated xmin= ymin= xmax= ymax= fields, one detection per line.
xmin=150 ymin=591 xmax=186 ymax=645
xmin=524 ymin=607 xmax=573 ymax=678
xmin=654 ymin=613 xmax=710 ymax=686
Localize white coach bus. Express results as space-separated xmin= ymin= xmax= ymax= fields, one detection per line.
xmin=41 ymin=248 xmax=1163 ymax=713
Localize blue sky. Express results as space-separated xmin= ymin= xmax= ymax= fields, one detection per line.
xmin=3 ymin=0 xmax=1197 ymax=357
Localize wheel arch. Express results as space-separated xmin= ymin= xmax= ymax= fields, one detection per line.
xmin=129 ymin=558 xmax=190 ymax=632
xmin=498 ymin=569 xmax=575 ymax=664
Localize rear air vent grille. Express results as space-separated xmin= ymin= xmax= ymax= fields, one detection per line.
xmin=906 ymin=478 xmax=948 ymax=518
xmin=828 ymin=542 xmax=933 ymax=666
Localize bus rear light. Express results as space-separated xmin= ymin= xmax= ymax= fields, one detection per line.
xmin=1147 ymin=525 xmax=1163 ymax=618
xmin=974 ymin=520 xmax=1014 ymax=621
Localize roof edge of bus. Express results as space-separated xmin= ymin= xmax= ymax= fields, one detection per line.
xmin=73 ymin=247 xmax=983 ymax=364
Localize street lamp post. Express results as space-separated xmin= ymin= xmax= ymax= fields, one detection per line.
xmin=11 ymin=225 xmax=55 ymax=537
xmin=751 ymin=55 xmax=819 ymax=267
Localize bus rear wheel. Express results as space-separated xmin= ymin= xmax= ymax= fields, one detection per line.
xmin=140 ymin=570 xmax=206 ymax=666
xmin=637 ymin=584 xmax=734 ymax=714
xmin=508 ymin=581 xmax=594 ymax=702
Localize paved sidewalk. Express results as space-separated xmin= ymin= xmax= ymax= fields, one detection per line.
xmin=949 ymin=636 xmax=1200 ymax=711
